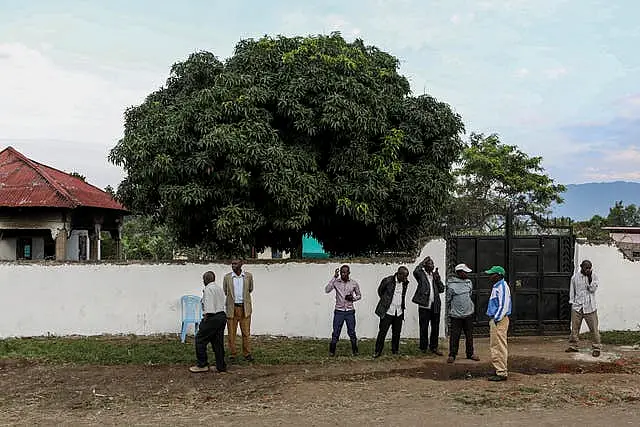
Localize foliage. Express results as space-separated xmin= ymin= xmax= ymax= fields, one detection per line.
xmin=606 ymin=201 xmax=640 ymax=227
xmin=449 ymin=133 xmax=566 ymax=231
xmin=104 ymin=185 xmax=116 ymax=197
xmin=69 ymin=171 xmax=86 ymax=181
xmin=574 ymin=201 xmax=640 ymax=242
xmin=120 ymin=216 xmax=176 ymax=261
xmin=109 ymin=33 xmax=465 ymax=257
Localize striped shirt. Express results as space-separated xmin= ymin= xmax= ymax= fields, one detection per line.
xmin=486 ymin=279 xmax=512 ymax=322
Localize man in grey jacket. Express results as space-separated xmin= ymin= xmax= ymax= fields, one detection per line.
xmin=446 ymin=263 xmax=480 ymax=363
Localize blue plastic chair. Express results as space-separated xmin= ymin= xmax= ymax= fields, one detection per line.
xmin=180 ymin=295 xmax=203 ymax=343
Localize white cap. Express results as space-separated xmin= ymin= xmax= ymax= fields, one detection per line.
xmin=455 ymin=263 xmax=472 ymax=273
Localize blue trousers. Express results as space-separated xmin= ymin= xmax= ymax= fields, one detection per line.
xmin=330 ymin=309 xmax=358 ymax=354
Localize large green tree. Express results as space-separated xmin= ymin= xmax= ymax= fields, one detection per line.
xmin=109 ymin=33 xmax=465 ymax=256
xmin=449 ymin=133 xmax=566 ymax=230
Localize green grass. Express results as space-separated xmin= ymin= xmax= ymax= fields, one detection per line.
xmin=580 ymin=330 xmax=640 ymax=346
xmin=0 ymin=335 xmax=434 ymax=365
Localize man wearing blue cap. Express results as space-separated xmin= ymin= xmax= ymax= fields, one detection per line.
xmin=485 ymin=266 xmax=512 ymax=381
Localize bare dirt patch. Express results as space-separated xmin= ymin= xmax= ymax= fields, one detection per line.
xmin=1 ymin=337 xmax=639 ymax=425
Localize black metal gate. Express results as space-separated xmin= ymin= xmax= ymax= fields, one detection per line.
xmin=445 ymin=214 xmax=575 ymax=336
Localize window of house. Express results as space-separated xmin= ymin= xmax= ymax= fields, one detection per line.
xmin=633 ymin=251 xmax=640 ymax=259
xmin=16 ymin=238 xmax=33 ymax=260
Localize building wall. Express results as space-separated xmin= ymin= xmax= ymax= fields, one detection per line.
xmin=256 ymin=247 xmax=291 ymax=260
xmin=0 ymin=236 xmax=45 ymax=260
xmin=0 ymin=237 xmax=16 ymax=260
xmin=66 ymin=230 xmax=89 ymax=261
xmin=0 ymin=241 xmax=638 ymax=338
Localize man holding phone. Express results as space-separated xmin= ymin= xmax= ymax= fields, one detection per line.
xmin=412 ymin=256 xmax=445 ymax=355
xmin=325 ymin=265 xmax=362 ymax=356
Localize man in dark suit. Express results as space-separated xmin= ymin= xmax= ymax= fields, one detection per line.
xmin=373 ymin=266 xmax=410 ymax=358
xmin=412 ymin=256 xmax=445 ymax=355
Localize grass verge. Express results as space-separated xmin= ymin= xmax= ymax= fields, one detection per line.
xmin=581 ymin=330 xmax=640 ymax=346
xmin=0 ymin=335 xmax=431 ymax=365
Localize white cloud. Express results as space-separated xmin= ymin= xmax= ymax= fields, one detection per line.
xmin=0 ymin=43 xmax=155 ymax=144
xmin=0 ymin=43 xmax=164 ymax=187
xmin=544 ymin=66 xmax=568 ymax=79
xmin=581 ymin=146 xmax=640 ymax=181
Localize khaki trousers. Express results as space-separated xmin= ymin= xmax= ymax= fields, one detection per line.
xmin=489 ymin=316 xmax=509 ymax=377
xmin=227 ymin=305 xmax=252 ymax=357
xmin=568 ymin=309 xmax=601 ymax=350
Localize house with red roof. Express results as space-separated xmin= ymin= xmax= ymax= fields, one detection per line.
xmin=0 ymin=147 xmax=128 ymax=261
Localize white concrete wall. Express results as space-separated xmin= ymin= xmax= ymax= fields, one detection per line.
xmin=574 ymin=243 xmax=640 ymax=332
xmin=0 ymin=240 xmax=638 ymax=339
xmin=0 ymin=237 xmax=16 ymax=260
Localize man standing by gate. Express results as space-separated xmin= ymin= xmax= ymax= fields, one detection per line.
xmin=566 ymin=260 xmax=601 ymax=357
xmin=485 ymin=265 xmax=511 ymax=381
xmin=412 ymin=256 xmax=445 ymax=355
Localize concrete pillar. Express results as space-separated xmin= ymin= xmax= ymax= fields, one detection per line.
xmin=115 ymin=238 xmax=122 ymax=260
xmin=89 ymin=224 xmax=101 ymax=261
xmin=55 ymin=229 xmax=67 ymax=261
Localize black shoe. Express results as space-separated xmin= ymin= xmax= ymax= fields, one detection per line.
xmin=488 ymin=375 xmax=507 ymax=382
xmin=352 ymin=351 xmax=359 ymax=357
xmin=420 ymin=349 xmax=428 ymax=354
xmin=373 ymin=352 xmax=382 ymax=359
xmin=430 ymin=349 xmax=444 ymax=356
xmin=229 ymin=356 xmax=236 ymax=363
xmin=244 ymin=354 xmax=254 ymax=362
xmin=391 ymin=351 xmax=399 ymax=355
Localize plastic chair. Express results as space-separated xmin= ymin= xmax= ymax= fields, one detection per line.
xmin=180 ymin=295 xmax=203 ymax=343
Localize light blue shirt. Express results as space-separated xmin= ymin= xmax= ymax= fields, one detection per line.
xmin=233 ymin=272 xmax=245 ymax=304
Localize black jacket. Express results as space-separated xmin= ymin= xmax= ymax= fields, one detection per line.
xmin=375 ymin=275 xmax=409 ymax=319
xmin=411 ymin=262 xmax=445 ymax=313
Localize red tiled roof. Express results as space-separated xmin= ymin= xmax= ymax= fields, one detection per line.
xmin=0 ymin=146 xmax=127 ymax=211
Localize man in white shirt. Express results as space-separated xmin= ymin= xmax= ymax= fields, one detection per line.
xmin=566 ymin=259 xmax=602 ymax=357
xmin=373 ymin=266 xmax=410 ymax=358
xmin=190 ymin=271 xmax=227 ymax=373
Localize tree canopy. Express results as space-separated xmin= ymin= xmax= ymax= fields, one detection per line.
xmin=109 ymin=33 xmax=465 ymax=256
xmin=449 ymin=133 xmax=566 ymax=231
xmin=574 ymin=201 xmax=640 ymax=242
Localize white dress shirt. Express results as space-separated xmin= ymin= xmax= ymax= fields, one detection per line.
xmin=202 ymin=282 xmax=226 ymax=314
xmin=232 ymin=271 xmax=245 ymax=304
xmin=569 ymin=271 xmax=599 ymax=314
xmin=386 ymin=280 xmax=404 ymax=316
xmin=427 ymin=272 xmax=435 ymax=309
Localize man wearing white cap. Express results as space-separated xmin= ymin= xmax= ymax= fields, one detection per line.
xmin=446 ymin=263 xmax=480 ymax=363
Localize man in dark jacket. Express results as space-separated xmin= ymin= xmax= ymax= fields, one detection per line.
xmin=373 ymin=266 xmax=410 ymax=358
xmin=412 ymin=256 xmax=445 ymax=355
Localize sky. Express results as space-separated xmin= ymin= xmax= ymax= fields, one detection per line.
xmin=1 ymin=0 xmax=639 ymax=189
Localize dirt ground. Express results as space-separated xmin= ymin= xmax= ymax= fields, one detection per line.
xmin=1 ymin=337 xmax=639 ymax=426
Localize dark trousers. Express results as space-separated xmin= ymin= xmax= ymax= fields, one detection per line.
xmin=449 ymin=316 xmax=474 ymax=359
xmin=195 ymin=312 xmax=227 ymax=372
xmin=330 ymin=310 xmax=358 ymax=354
xmin=418 ymin=307 xmax=440 ymax=351
xmin=375 ymin=314 xmax=403 ymax=354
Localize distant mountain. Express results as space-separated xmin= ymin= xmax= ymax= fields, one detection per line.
xmin=552 ymin=181 xmax=640 ymax=220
